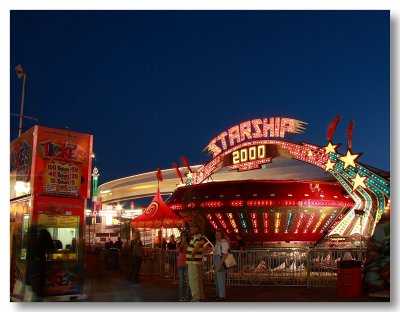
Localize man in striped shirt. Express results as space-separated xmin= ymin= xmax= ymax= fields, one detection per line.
xmin=186 ymin=223 xmax=205 ymax=302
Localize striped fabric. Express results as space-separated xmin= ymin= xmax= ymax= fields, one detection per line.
xmin=186 ymin=234 xmax=204 ymax=264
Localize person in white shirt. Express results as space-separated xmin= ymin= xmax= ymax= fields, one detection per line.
xmin=212 ymin=229 xmax=230 ymax=301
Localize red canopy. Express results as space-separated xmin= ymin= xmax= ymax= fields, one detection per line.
xmin=130 ymin=188 xmax=184 ymax=229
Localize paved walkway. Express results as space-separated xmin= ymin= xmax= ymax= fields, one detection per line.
xmin=83 ymin=267 xmax=389 ymax=302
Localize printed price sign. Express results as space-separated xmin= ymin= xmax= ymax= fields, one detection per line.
xmin=43 ymin=160 xmax=81 ymax=196
xmin=37 ymin=214 xmax=79 ymax=228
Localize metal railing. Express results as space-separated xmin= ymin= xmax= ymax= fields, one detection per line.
xmin=204 ymin=249 xmax=309 ymax=287
xmin=141 ymin=248 xmax=178 ymax=280
xmin=133 ymin=247 xmax=366 ymax=287
xmin=307 ymin=248 xmax=366 ymax=287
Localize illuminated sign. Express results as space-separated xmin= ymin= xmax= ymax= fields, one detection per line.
xmin=232 ymin=145 xmax=266 ymax=164
xmin=206 ymin=117 xmax=307 ymax=157
xmin=229 ymin=145 xmax=272 ymax=171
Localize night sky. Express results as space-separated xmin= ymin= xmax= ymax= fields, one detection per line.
xmin=10 ymin=10 xmax=390 ymax=184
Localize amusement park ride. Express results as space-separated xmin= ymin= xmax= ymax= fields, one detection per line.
xmin=166 ymin=116 xmax=390 ymax=247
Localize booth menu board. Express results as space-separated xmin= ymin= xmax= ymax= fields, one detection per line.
xmin=33 ymin=126 xmax=93 ymax=199
xmin=37 ymin=214 xmax=79 ymax=228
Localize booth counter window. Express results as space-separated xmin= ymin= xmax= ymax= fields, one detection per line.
xmin=37 ymin=214 xmax=79 ymax=261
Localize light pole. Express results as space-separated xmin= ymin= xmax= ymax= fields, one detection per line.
xmin=91 ymin=157 xmax=99 ymax=251
xmin=15 ymin=64 xmax=27 ymax=137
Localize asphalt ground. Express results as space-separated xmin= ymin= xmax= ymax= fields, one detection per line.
xmin=82 ymin=266 xmax=390 ymax=302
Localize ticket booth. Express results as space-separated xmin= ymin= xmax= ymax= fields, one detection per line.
xmin=10 ymin=125 xmax=93 ymax=301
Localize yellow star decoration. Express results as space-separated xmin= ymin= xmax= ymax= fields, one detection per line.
xmin=339 ymin=150 xmax=360 ymax=169
xmin=186 ymin=171 xmax=193 ymax=179
xmin=324 ymin=142 xmax=339 ymax=154
xmin=351 ymin=173 xmax=367 ymax=191
xmin=325 ymin=159 xmax=335 ymax=172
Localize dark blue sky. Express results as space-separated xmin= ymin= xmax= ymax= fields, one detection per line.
xmin=10 ymin=10 xmax=390 ymax=184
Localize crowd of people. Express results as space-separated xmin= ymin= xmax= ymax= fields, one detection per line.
xmin=118 ymin=223 xmax=245 ymax=302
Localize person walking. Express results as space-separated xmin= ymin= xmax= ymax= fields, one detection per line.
xmin=177 ymin=231 xmax=191 ymax=301
xmin=213 ymin=229 xmax=229 ymax=301
xmin=129 ymin=230 xmax=144 ymax=283
xmin=186 ymin=223 xmax=205 ymax=302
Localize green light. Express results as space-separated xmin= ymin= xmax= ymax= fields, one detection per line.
xmin=238 ymin=212 xmax=248 ymax=233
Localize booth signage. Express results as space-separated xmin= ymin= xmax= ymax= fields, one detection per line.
xmin=34 ymin=126 xmax=93 ymax=198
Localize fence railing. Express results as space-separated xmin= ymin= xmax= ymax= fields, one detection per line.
xmin=307 ymin=248 xmax=366 ymax=287
xmin=133 ymin=247 xmax=366 ymax=287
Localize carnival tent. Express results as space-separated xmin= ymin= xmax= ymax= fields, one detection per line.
xmin=130 ymin=188 xmax=184 ymax=229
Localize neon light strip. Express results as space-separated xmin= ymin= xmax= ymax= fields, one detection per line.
xmin=205 ymin=213 xmax=218 ymax=229
xmin=263 ymin=213 xmax=269 ymax=234
xmin=330 ymin=151 xmax=390 ymax=237
xmin=200 ymin=201 xmax=223 ymax=208
xmin=215 ymin=213 xmax=230 ymax=233
xmin=169 ymin=204 xmax=183 ymax=210
xmin=294 ymin=213 xmax=305 ymax=234
xmin=231 ymin=200 xmax=244 ymax=207
xmin=332 ymin=161 xmax=367 ymax=233
xmin=328 ymin=157 xmax=363 ymax=236
xmin=350 ymin=187 xmax=373 ymax=236
xmin=365 ymin=183 xmax=387 ymax=233
xmin=284 ymin=212 xmax=294 ymax=233
xmin=187 ymin=202 xmax=196 ymax=208
xmin=366 ymin=181 xmax=387 ymax=213
xmin=246 ymin=199 xmax=352 ymax=208
xmin=192 ymin=140 xmax=329 ymax=184
xmin=227 ymin=213 xmax=239 ymax=233
xmin=357 ymin=166 xmax=390 ymax=193
xmin=238 ymin=212 xmax=248 ymax=233
xmin=228 ymin=158 xmax=272 ymax=171
xmin=320 ymin=214 xmax=336 ymax=233
xmin=274 ymin=212 xmax=281 ymax=233
xmin=312 ymin=213 xmax=327 ymax=233
xmin=303 ymin=213 xmax=316 ymax=234
xmin=250 ymin=213 xmax=258 ymax=234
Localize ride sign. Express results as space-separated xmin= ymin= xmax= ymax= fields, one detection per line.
xmin=205 ymin=117 xmax=307 ymax=157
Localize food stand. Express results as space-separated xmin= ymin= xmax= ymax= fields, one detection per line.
xmin=10 ymin=125 xmax=92 ymax=301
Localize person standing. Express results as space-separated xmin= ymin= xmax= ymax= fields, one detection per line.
xmin=213 ymin=229 xmax=230 ymax=301
xmin=167 ymin=234 xmax=177 ymax=250
xmin=155 ymin=230 xmax=167 ymax=249
xmin=177 ymin=231 xmax=191 ymax=301
xmin=235 ymin=233 xmax=246 ymax=250
xmin=186 ymin=223 xmax=205 ymax=302
xmin=129 ymin=230 xmax=144 ymax=283
xmin=25 ymin=227 xmax=55 ymax=300
xmin=167 ymin=234 xmax=177 ymax=275
xmin=114 ymin=236 xmax=123 ymax=250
